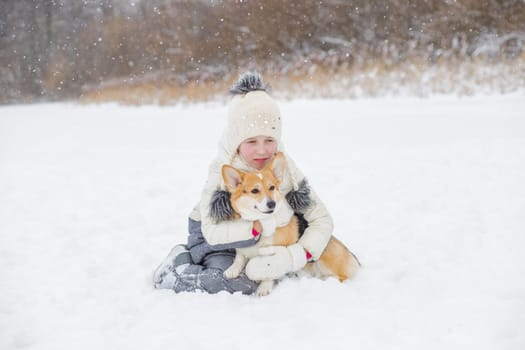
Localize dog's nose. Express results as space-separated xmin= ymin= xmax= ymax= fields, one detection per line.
xmin=267 ymin=200 xmax=276 ymax=209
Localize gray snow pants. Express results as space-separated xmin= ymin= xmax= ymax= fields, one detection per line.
xmin=171 ymin=219 xmax=259 ymax=295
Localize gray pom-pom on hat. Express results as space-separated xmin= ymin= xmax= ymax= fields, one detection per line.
xmin=229 ymin=71 xmax=269 ymax=95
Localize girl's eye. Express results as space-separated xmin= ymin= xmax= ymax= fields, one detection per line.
xmin=269 ymin=186 xmax=275 ymax=191
xmin=251 ymin=189 xmax=259 ymax=194
xmin=265 ymin=139 xmax=274 ymax=143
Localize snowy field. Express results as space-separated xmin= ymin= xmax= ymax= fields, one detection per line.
xmin=1 ymin=94 xmax=524 ymax=350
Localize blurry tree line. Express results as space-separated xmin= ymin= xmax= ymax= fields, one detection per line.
xmin=1 ymin=0 xmax=524 ymax=104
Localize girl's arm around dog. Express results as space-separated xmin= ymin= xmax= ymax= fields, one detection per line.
xmin=284 ymin=154 xmax=333 ymax=260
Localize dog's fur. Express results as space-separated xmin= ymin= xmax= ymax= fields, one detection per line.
xmin=221 ymin=152 xmax=359 ymax=296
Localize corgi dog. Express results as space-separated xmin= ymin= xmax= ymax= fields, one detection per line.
xmin=221 ymin=152 xmax=359 ymax=296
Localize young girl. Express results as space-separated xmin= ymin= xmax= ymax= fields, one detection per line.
xmin=153 ymin=72 xmax=334 ymax=294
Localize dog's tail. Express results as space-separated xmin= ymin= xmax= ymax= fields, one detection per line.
xmin=310 ymin=236 xmax=360 ymax=281
xmin=337 ymin=238 xmax=360 ymax=281
xmin=346 ymin=249 xmax=361 ymax=280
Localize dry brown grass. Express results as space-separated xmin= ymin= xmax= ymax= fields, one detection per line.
xmin=80 ymin=56 xmax=525 ymax=105
xmin=80 ymin=78 xmax=233 ymax=105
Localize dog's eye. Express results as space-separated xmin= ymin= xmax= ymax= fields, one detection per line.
xmin=269 ymin=186 xmax=275 ymax=191
xmin=251 ymin=189 xmax=259 ymax=194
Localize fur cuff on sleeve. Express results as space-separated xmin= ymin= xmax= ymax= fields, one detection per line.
xmin=209 ymin=189 xmax=234 ymax=223
xmin=286 ymin=179 xmax=313 ymax=214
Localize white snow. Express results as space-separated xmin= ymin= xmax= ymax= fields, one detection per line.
xmin=1 ymin=94 xmax=524 ymax=350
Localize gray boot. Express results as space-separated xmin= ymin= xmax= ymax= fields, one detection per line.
xmin=153 ymin=245 xmax=192 ymax=289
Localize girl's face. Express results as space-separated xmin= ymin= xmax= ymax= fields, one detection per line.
xmin=238 ymin=136 xmax=277 ymax=170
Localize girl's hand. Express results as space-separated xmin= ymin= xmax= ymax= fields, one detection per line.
xmin=246 ymin=244 xmax=308 ymax=281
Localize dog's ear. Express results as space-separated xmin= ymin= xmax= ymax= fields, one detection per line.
xmin=222 ymin=165 xmax=244 ymax=191
xmin=267 ymin=152 xmax=286 ymax=181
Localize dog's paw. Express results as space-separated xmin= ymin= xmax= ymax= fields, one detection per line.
xmin=255 ymin=288 xmax=271 ymax=297
xmin=255 ymin=280 xmax=273 ymax=297
xmin=223 ymin=265 xmax=242 ymax=279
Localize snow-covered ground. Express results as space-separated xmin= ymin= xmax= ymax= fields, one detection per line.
xmin=1 ymin=95 xmax=524 ymax=350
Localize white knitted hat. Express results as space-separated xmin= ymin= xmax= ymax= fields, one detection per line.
xmin=220 ymin=72 xmax=283 ymax=159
